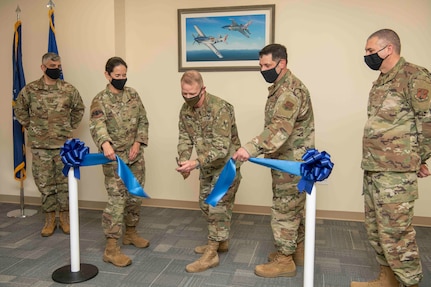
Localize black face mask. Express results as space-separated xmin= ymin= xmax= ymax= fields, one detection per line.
xmin=261 ymin=61 xmax=280 ymax=83
xmin=364 ymin=46 xmax=387 ymax=71
xmin=45 ymin=68 xmax=62 ymax=80
xmin=183 ymin=88 xmax=202 ymax=107
xmin=111 ymin=78 xmax=127 ymax=90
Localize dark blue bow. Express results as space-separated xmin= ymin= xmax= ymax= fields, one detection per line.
xmin=60 ymin=138 xmax=89 ymax=179
xmin=298 ymin=149 xmax=334 ymax=194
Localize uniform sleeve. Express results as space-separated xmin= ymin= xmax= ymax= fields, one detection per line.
xmin=13 ymin=87 xmax=30 ymax=128
xmin=135 ymin=97 xmax=149 ymax=146
xmin=421 ymin=113 xmax=431 ymax=163
xmin=177 ymin=109 xmax=193 ymax=162
xmin=410 ymin=72 xmax=431 ymax=162
xmin=197 ymin=106 xmax=234 ymax=167
xmin=70 ymin=88 xmax=85 ymax=129
xmin=243 ymin=90 xmax=301 ymax=157
xmin=89 ymin=95 xmax=112 ymax=150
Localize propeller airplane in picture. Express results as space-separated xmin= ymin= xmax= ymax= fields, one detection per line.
xmin=192 ymin=25 xmax=228 ymax=59
xmin=222 ymin=20 xmax=252 ymax=38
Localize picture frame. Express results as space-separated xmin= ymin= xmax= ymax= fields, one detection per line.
xmin=177 ymin=5 xmax=275 ymax=72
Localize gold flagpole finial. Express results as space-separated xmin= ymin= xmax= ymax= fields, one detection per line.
xmin=16 ymin=5 xmax=21 ymax=20
xmin=47 ymin=0 xmax=55 ymax=9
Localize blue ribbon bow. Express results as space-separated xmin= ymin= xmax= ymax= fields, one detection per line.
xmin=60 ymin=138 xmax=149 ymax=198
xmin=205 ymin=148 xmax=334 ymax=207
xmin=297 ymin=148 xmax=334 ymax=194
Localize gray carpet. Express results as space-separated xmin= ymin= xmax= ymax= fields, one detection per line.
xmin=0 ymin=202 xmax=429 ymax=287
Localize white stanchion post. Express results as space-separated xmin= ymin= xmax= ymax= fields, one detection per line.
xmin=52 ymin=167 xmax=98 ymax=283
xmin=303 ymin=185 xmax=317 ymax=287
xmin=68 ymin=169 xmax=80 ymax=272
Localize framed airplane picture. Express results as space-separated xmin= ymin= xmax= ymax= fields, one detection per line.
xmin=178 ymin=5 xmax=275 ymax=72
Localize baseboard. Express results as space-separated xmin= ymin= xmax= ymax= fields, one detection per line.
xmin=1 ymin=195 xmax=429 ymax=227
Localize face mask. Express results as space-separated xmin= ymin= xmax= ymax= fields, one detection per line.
xmin=111 ymin=78 xmax=127 ymax=90
xmin=183 ymin=88 xmax=202 ymax=107
xmin=261 ymin=61 xmax=280 ymax=83
xmin=364 ymin=46 xmax=387 ymax=71
xmin=45 ymin=68 xmax=62 ymax=80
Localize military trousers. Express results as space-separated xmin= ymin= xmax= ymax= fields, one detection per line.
xmin=199 ymin=170 xmax=241 ymax=242
xmin=102 ymin=154 xmax=145 ymax=239
xmin=270 ymin=169 xmax=306 ymax=255
xmin=31 ymin=148 xmax=69 ymax=213
xmin=363 ymin=171 xmax=422 ymax=286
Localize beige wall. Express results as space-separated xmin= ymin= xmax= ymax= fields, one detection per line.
xmin=1 ymin=0 xmax=430 ymax=217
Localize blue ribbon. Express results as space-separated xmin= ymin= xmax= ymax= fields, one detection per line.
xmin=248 ymin=157 xmax=302 ymax=176
xmin=205 ymin=148 xmax=334 ymax=206
xmin=60 ymin=138 xmax=149 ymax=198
xmin=205 ymin=159 xmax=236 ymax=207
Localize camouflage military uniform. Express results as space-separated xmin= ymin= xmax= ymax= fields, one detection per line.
xmin=177 ymin=93 xmax=241 ymax=242
xmin=89 ymin=85 xmax=149 ymax=239
xmin=361 ymin=58 xmax=431 ymax=286
xmin=14 ymin=77 xmax=85 ymax=213
xmin=242 ymin=70 xmax=315 ymax=255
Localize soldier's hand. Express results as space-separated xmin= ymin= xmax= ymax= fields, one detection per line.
xmin=176 ymin=159 xmax=199 ymax=173
xmin=418 ymin=163 xmax=430 ymax=178
xmin=102 ymin=141 xmax=116 ymax=161
xmin=129 ymin=141 xmax=140 ymax=161
xmin=233 ymin=147 xmax=250 ymax=162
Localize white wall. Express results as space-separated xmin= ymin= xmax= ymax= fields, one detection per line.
xmin=1 ymin=0 xmax=430 ymax=216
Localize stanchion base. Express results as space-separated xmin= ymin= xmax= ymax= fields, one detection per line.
xmin=52 ymin=263 xmax=98 ymax=284
xmin=7 ymin=209 xmax=38 ymax=218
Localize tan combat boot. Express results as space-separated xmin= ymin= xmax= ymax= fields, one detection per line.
xmin=194 ymin=240 xmax=229 ymax=254
xmin=103 ymin=238 xmax=132 ymax=267
xmin=186 ymin=240 xmax=219 ymax=273
xmin=122 ymin=226 xmax=150 ymax=248
xmin=59 ymin=211 xmax=70 ymax=234
xmin=350 ymin=265 xmax=399 ymax=287
xmin=41 ymin=212 xmax=56 ymax=237
xmin=268 ymin=241 xmax=304 ymax=266
xmin=255 ymin=252 xmax=296 ymax=278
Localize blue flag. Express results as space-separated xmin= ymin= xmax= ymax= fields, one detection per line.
xmin=12 ymin=20 xmax=26 ymax=181
xmin=48 ymin=8 xmax=63 ymax=79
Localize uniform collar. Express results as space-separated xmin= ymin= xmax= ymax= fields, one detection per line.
xmin=374 ymin=57 xmax=405 ymax=86
xmin=105 ymin=84 xmax=130 ymax=103
xmin=37 ymin=76 xmax=61 ymax=90
xmin=268 ymin=69 xmax=290 ymax=97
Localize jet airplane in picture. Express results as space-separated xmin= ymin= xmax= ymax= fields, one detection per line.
xmin=192 ymin=25 xmax=228 ymax=59
xmin=222 ymin=20 xmax=252 ymax=38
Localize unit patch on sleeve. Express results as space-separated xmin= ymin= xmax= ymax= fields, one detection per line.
xmin=416 ymin=88 xmax=429 ymax=101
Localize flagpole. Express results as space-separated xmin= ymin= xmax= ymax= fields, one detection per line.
xmin=46 ymin=0 xmax=64 ymax=79
xmin=8 ymin=5 xmax=37 ymax=219
xmin=47 ymin=0 xmax=55 ymax=9
xmin=7 ymin=171 xmax=38 ymax=218
xmin=16 ymin=5 xmax=20 ymax=20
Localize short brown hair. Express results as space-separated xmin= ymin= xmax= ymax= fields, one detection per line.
xmin=368 ymin=29 xmax=401 ymax=54
xmin=181 ymin=70 xmax=203 ymax=87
